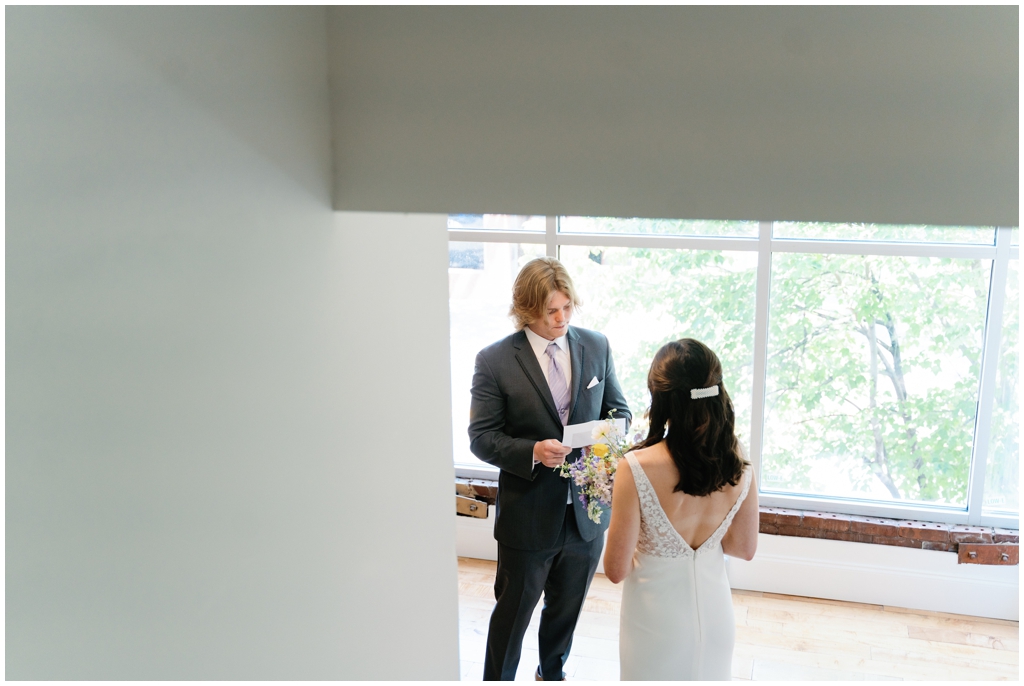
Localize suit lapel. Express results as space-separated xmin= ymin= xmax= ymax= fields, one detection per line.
xmin=512 ymin=330 xmax=563 ymax=427
xmin=567 ymin=327 xmax=584 ymax=424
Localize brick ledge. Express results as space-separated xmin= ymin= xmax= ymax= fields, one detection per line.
xmin=759 ymin=507 xmax=1018 ymax=553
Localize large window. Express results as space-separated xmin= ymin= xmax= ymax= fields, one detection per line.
xmin=448 ymin=216 xmax=1018 ymax=528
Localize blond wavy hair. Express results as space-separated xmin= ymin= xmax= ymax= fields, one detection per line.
xmin=509 ymin=257 xmax=582 ymax=330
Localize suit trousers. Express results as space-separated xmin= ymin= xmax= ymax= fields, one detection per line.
xmin=482 ymin=505 xmax=604 ymax=681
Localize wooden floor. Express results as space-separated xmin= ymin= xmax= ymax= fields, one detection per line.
xmin=457 ymin=557 xmax=1018 ymax=681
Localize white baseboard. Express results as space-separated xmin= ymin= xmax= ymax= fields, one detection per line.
xmin=455 ymin=506 xmax=499 ymax=561
xmin=456 ymin=512 xmax=1019 ymax=621
xmin=727 ymin=533 xmax=1019 ymax=621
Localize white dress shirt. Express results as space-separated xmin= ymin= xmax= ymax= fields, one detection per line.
xmin=524 ymin=326 xmax=571 ymax=390
xmin=524 ymin=326 xmax=574 ymax=503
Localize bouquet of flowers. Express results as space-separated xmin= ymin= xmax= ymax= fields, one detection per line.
xmin=558 ymin=411 xmax=648 ymax=524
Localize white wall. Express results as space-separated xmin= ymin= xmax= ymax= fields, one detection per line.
xmin=6 ymin=7 xmax=458 ymax=679
xmin=327 ymin=6 xmax=1017 ymax=227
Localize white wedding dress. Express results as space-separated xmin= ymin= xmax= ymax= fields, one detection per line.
xmin=619 ymin=452 xmax=751 ymax=681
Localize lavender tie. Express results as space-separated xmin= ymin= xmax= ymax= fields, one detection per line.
xmin=546 ymin=342 xmax=571 ymax=425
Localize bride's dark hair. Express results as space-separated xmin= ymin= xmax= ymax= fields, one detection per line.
xmin=636 ymin=338 xmax=748 ymax=497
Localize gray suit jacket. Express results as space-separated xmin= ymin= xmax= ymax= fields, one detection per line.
xmin=468 ymin=325 xmax=631 ymax=550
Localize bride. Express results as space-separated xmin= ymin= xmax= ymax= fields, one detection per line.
xmin=604 ymin=338 xmax=759 ymax=681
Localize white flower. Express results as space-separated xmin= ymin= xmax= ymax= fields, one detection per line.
xmin=591 ymin=421 xmax=611 ymax=442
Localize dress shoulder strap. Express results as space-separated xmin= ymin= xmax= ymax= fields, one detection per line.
xmin=726 ymin=467 xmax=752 ymax=525
xmin=624 ymin=451 xmax=645 ymax=483
xmin=624 ymin=453 xmax=659 ymax=517
xmin=700 ymin=467 xmax=752 ymax=553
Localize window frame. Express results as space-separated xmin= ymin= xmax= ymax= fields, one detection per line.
xmin=448 ymin=218 xmax=1019 ymax=529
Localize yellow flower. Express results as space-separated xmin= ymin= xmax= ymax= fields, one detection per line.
xmin=591 ymin=443 xmax=610 ymax=458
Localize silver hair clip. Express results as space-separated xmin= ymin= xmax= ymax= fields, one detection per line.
xmin=690 ymin=385 xmax=720 ymax=400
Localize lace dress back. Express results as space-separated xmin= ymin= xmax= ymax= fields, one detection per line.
xmin=618 ymin=451 xmax=751 ymax=681
xmin=626 ymin=451 xmax=751 ymax=559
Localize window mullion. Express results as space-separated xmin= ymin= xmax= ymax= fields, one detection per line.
xmin=546 ymin=216 xmax=558 ymax=258
xmin=748 ymin=221 xmax=773 ymax=484
xmin=966 ymin=226 xmax=1012 ymax=524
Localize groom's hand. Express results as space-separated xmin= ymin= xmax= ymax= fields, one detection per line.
xmin=534 ymin=439 xmax=572 ymax=468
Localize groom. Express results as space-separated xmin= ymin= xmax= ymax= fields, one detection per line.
xmin=469 ymin=257 xmax=630 ymax=681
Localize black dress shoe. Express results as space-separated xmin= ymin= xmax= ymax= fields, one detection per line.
xmin=535 ymin=667 xmax=566 ymax=681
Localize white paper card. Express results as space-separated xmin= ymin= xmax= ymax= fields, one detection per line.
xmin=561 ymin=418 xmax=627 ymax=449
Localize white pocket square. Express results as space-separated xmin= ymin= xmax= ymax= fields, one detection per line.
xmin=587 ymin=376 xmax=600 ymax=389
